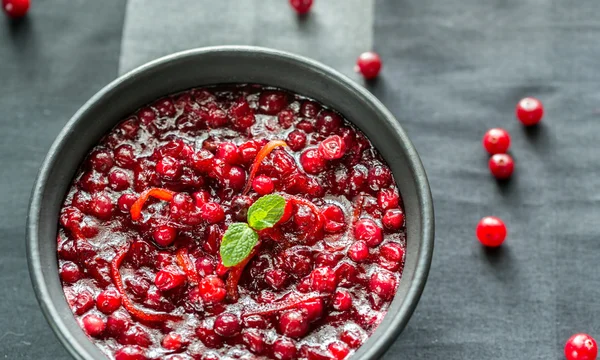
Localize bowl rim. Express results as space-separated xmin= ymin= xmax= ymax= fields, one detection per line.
xmin=27 ymin=45 xmax=434 ymax=360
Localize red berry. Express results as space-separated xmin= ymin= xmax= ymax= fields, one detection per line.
xmin=278 ymin=310 xmax=309 ymax=338
xmin=114 ymin=346 xmax=147 ymax=360
xmin=252 ymin=175 xmax=275 ymax=195
xmin=81 ymin=314 xmax=106 ymax=337
xmin=309 ymin=266 xmax=337 ymax=293
xmin=272 ymin=338 xmax=297 ymax=360
xmin=332 ymin=290 xmax=353 ymax=311
xmin=488 ymin=153 xmax=514 ymax=180
xmin=217 ymin=142 xmax=241 ymax=164
xmin=348 ymin=240 xmax=369 ymax=262
xmin=59 ymin=262 xmax=81 ymax=283
xmin=328 ymin=341 xmax=350 ymax=360
xmin=213 ymin=313 xmax=241 ymax=338
xmin=369 ymin=270 xmax=397 ymax=300
xmin=96 ymin=289 xmax=122 ymax=314
xmin=354 ymin=219 xmax=383 ymax=247
xmin=318 ymin=135 xmax=346 ymax=160
xmin=380 ymin=242 xmax=404 ymax=263
xmin=565 ymin=333 xmax=598 ymax=360
xmin=482 ymin=128 xmax=511 ymax=155
xmin=300 ymin=148 xmax=327 ymax=174
xmin=2 ymin=0 xmax=29 ymax=18
xmin=377 ymin=188 xmax=399 ymax=210
xmin=156 ymin=156 xmax=182 ymax=180
xmin=476 ymin=216 xmax=507 ymax=247
xmin=516 ymin=97 xmax=544 ymax=126
xmin=154 ymin=265 xmax=186 ymax=291
xmin=382 ymin=209 xmax=404 ymax=230
xmin=199 ymin=275 xmax=226 ymax=304
xmin=356 ymin=52 xmax=382 ymax=79
xmin=162 ymin=332 xmax=184 ymax=351
xmin=152 ymin=225 xmax=177 ymax=247
xmin=200 ymin=202 xmax=225 ymax=224
xmin=289 ymin=0 xmax=313 ymax=14
xmin=286 ymin=130 xmax=307 ymax=151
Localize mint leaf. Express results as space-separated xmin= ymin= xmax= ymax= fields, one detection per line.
xmin=220 ymin=223 xmax=259 ymax=267
xmin=247 ymin=194 xmax=286 ymax=231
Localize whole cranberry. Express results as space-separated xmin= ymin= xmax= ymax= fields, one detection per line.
xmin=333 ymin=290 xmax=353 ymax=311
xmin=117 ymin=194 xmax=137 ymax=213
xmin=265 ymin=269 xmax=288 ymax=290
xmin=300 ymin=148 xmax=326 ymax=174
xmin=318 ymin=135 xmax=346 ymax=160
xmin=289 ymin=0 xmax=313 ymax=14
xmin=96 ymin=289 xmax=122 ymax=314
xmin=309 ymin=266 xmax=337 ymax=293
xmin=340 ymin=329 xmax=363 ymax=349
xmin=476 ymin=216 xmax=507 ymax=247
xmin=356 ymin=52 xmax=382 ymax=79
xmin=278 ymin=310 xmax=309 ymax=338
xmin=242 ymin=329 xmax=265 ymax=354
xmin=109 ymin=169 xmax=131 ymax=191
xmin=114 ymin=346 xmax=148 ymax=360
xmin=382 ymin=209 xmax=404 ymax=230
xmin=199 ymin=275 xmax=226 ymax=304
xmin=154 ymin=265 xmax=187 ymax=291
xmin=298 ymin=297 xmax=324 ymax=322
xmin=106 ymin=311 xmax=132 ymax=336
xmin=348 ymin=240 xmax=369 ymax=262
xmin=81 ymin=314 xmax=106 ymax=337
xmin=89 ymin=192 xmax=113 ymax=219
xmin=367 ymin=165 xmax=392 ymax=191
xmin=482 ymin=128 xmax=511 ymax=155
xmin=354 ymin=219 xmax=383 ymax=247
xmin=162 ymin=332 xmax=185 ymax=352
xmin=213 ymin=313 xmax=241 ymax=337
xmin=488 ymin=153 xmax=514 ymax=180
xmin=380 ymin=242 xmax=404 ymax=263
xmin=217 ymin=142 xmax=241 ymax=164
xmin=88 ymin=149 xmax=114 ymax=173
xmin=259 ymin=91 xmax=288 ymax=115
xmin=369 ymin=270 xmax=397 ymax=300
xmin=154 ymin=98 xmax=176 ymax=117
xmin=2 ymin=0 xmax=29 ymax=18
xmin=59 ymin=262 xmax=81 ymax=283
xmin=516 ymin=97 xmax=544 ymax=126
xmin=272 ymin=338 xmax=297 ymax=360
xmin=195 ymin=257 xmax=215 ymax=277
xmin=315 ymin=111 xmax=342 ymax=135
xmin=252 ymin=175 xmax=275 ymax=195
xmin=377 ymin=188 xmax=399 ymax=210
xmin=138 ymin=107 xmax=156 ymax=125
xmin=200 ymin=202 xmax=225 ymax=224
xmin=243 ymin=315 xmax=268 ymax=329
xmin=225 ymin=165 xmax=247 ymax=191
xmin=287 ymin=130 xmax=307 ymax=151
xmin=153 ymin=225 xmax=177 ymax=247
xmin=565 ymin=333 xmax=598 ymax=360
xmin=278 ymin=109 xmax=295 ymax=128
xmin=156 ymin=156 xmax=182 ymax=180
xmin=328 ymin=341 xmax=350 ymax=360
xmin=114 ymin=145 xmax=136 ymax=169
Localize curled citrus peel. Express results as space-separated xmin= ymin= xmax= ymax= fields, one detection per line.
xmin=243 ymin=140 xmax=288 ymax=195
xmin=130 ymin=188 xmax=176 ymax=221
xmin=176 ymin=248 xmax=200 ymax=285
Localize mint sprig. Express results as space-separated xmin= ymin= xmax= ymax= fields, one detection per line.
xmin=220 ymin=194 xmax=286 ymax=267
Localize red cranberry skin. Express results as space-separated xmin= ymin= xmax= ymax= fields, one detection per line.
xmin=382 ymin=209 xmax=404 ymax=230
xmin=367 ymin=165 xmax=392 ymax=191
xmin=243 ymin=330 xmax=265 ymax=354
xmin=309 ymin=267 xmax=337 ymax=293
xmin=88 ymin=150 xmax=114 ymax=173
xmin=96 ymin=289 xmax=122 ymax=314
xmin=356 ymin=52 xmax=382 ymax=79
xmin=152 ymin=225 xmax=177 ymax=247
xmin=278 ymin=310 xmax=310 ymax=338
xmin=369 ymin=270 xmax=397 ymax=301
xmin=89 ymin=192 xmax=113 ymax=219
xmin=200 ymin=202 xmax=225 ymax=224
xmin=333 ymin=290 xmax=353 ymax=311
xmin=298 ymin=298 xmax=324 ymax=322
xmin=216 ymin=142 xmax=241 ymax=164
xmin=71 ymin=290 xmax=95 ymax=315
xmin=476 ymin=216 xmax=507 ymax=247
xmin=347 ymin=240 xmax=369 ymax=262
xmin=162 ymin=333 xmax=185 ymax=351
xmin=289 ymin=0 xmax=313 ymax=14
xmin=300 ymin=148 xmax=327 ymax=174
xmin=252 ymin=175 xmax=275 ymax=195
xmin=155 ymin=265 xmax=187 ymax=291
xmin=117 ymin=194 xmax=137 ymax=213
xmin=377 ymin=188 xmax=399 ymax=210
xmin=265 ymin=269 xmax=289 ymax=290
xmin=315 ymin=112 xmax=343 ymax=136
xmin=213 ymin=313 xmax=241 ymax=337
xmin=199 ymin=276 xmax=226 ymax=304
xmin=380 ymin=242 xmax=404 ymax=263
xmin=60 ymin=262 xmax=81 ymax=283
xmin=82 ymin=314 xmax=106 ymax=337
xmin=565 ymin=333 xmax=598 ymax=360
xmin=516 ymin=97 xmax=544 ymax=126
xmin=106 ymin=311 xmax=132 ymax=337
xmin=109 ymin=169 xmax=130 ymax=191
xmin=2 ymin=0 xmax=29 ymax=18
xmin=488 ymin=153 xmax=514 ymax=180
xmin=156 ymin=156 xmax=182 ymax=180
xmin=259 ymin=91 xmax=288 ymax=115
xmin=340 ymin=329 xmax=363 ymax=349
xmin=272 ymin=338 xmax=297 ymax=360
xmin=114 ymin=346 xmax=148 ymax=360
xmin=114 ymin=145 xmax=136 ymax=169
xmin=318 ymin=135 xmax=346 ymax=160
xmin=482 ymin=128 xmax=511 ymax=155
xmin=328 ymin=341 xmax=350 ymax=360
xmin=354 ymin=219 xmax=383 ymax=247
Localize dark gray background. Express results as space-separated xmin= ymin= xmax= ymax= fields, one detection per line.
xmin=2 ymin=0 xmax=599 ymax=359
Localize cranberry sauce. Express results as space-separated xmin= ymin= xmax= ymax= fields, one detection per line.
xmin=57 ymin=84 xmax=407 ymax=360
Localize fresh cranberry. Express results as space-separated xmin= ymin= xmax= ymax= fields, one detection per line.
xmin=287 ymin=130 xmax=307 ymax=151
xmin=318 ymin=135 xmax=346 ymax=160
xmin=265 ymin=269 xmax=288 ymax=290
xmin=488 ymin=153 xmax=514 ymax=180
xmin=243 ymin=330 xmax=265 ymax=354
xmin=96 ymin=289 xmax=122 ymax=314
xmin=340 ymin=329 xmax=363 ymax=349
xmin=162 ymin=332 xmax=185 ymax=351
xmin=356 ymin=52 xmax=382 ymax=79
xmin=214 ymin=313 xmax=241 ymax=337
xmin=516 ymin=97 xmax=544 ymax=126
xmin=259 ymin=91 xmax=288 ymax=115
xmin=367 ymin=165 xmax=392 ymax=191
xmin=482 ymin=128 xmax=511 ymax=155
xmin=328 ymin=341 xmax=350 ymax=360
xmin=81 ymin=314 xmax=106 ymax=337
xmin=272 ymin=338 xmax=297 ymax=360
xmin=155 ymin=265 xmax=187 ymax=291
xmin=565 ymin=333 xmax=598 ymax=360
xmin=252 ymin=175 xmax=275 ymax=195
xmin=377 ymin=188 xmax=399 ymax=211
xmin=114 ymin=145 xmax=136 ymax=169
xmin=369 ymin=270 xmax=397 ymax=300
xmin=300 ymin=148 xmax=326 ymax=174
xmin=200 ymin=202 xmax=225 ymax=224
xmin=109 ymin=169 xmax=130 ymax=191
xmin=156 ymin=156 xmax=182 ymax=180
xmin=380 ymin=242 xmax=404 ymax=263
xmin=289 ymin=0 xmax=312 ymax=14
xmin=153 ymin=225 xmax=177 ymax=247
xmin=333 ymin=290 xmax=353 ymax=311
xmin=114 ymin=346 xmax=148 ymax=360
xmin=225 ymin=165 xmax=247 ymax=191
xmin=354 ymin=219 xmax=383 ymax=247
xmin=2 ymin=0 xmax=29 ymax=18
xmin=382 ymin=209 xmax=404 ymax=230
xmin=278 ymin=310 xmax=309 ymax=338
xmin=71 ymin=290 xmax=94 ymax=315
xmin=199 ymin=275 xmax=226 ymax=304
xmin=309 ymin=266 xmax=337 ymax=293
xmin=476 ymin=216 xmax=507 ymax=247
xmin=298 ymin=297 xmax=324 ymax=322
xmin=216 ymin=142 xmax=240 ymax=164
xmin=348 ymin=240 xmax=369 ymax=262
xmin=59 ymin=262 xmax=81 ymax=283
xmin=117 ymin=193 xmax=137 ymax=213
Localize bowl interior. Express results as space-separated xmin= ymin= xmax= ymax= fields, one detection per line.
xmin=28 ymin=46 xmax=433 ymax=360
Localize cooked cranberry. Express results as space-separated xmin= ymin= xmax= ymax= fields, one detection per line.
xmin=340 ymin=329 xmax=363 ymax=349
xmin=214 ymin=313 xmax=241 ymax=337
xmin=482 ymin=128 xmax=511 ymax=155
xmin=286 ymin=130 xmax=307 ymax=152
xmin=516 ymin=97 xmax=544 ymax=126
xmin=190 ymin=149 xmax=214 ymax=174
xmin=116 ymin=194 xmax=136 ymax=213
xmin=315 ymin=112 xmax=342 ymax=136
xmin=476 ymin=216 xmax=507 ymax=247
xmin=356 ymin=52 xmax=382 ymax=79
xmin=224 ymin=165 xmax=247 ymax=191
xmin=192 ymin=190 xmax=210 ymax=207
xmin=106 ymin=311 xmax=131 ymax=336
xmin=200 ymin=202 xmax=225 ymax=224
xmin=155 ymin=98 xmax=176 ymax=117
xmin=88 ymin=192 xmax=113 ymax=219
xmin=278 ymin=310 xmax=309 ymax=338
xmin=380 ymin=242 xmax=404 ymax=263
xmin=382 ymin=209 xmax=404 ymax=230
xmin=200 ymin=353 xmax=220 ymax=360
xmin=170 ymin=193 xmax=195 ymax=219
xmin=216 ymin=142 xmax=240 ymax=164
xmin=96 ymin=289 xmax=122 ymax=314
xmin=71 ymin=290 xmax=94 ymax=315
xmin=199 ymin=275 xmax=226 ymax=304
xmin=283 ymin=251 xmax=313 ymax=277
xmin=88 ymin=150 xmax=114 ymax=173
xmin=60 ymin=262 xmax=81 ymax=283
xmin=114 ymin=145 xmax=136 ymax=169
xmin=125 ymin=276 xmax=150 ymax=300
xmin=309 ymin=267 xmax=337 ymax=293
xmin=293 ymin=204 xmax=318 ymax=233
xmin=138 ymin=107 xmax=157 ymax=125
xmin=162 ymin=332 xmax=185 ymax=351
xmin=237 ymin=142 xmax=258 ymax=165
xmin=367 ymin=165 xmax=392 ymax=191
xmin=296 ymin=120 xmax=315 ymax=133
xmin=259 ymin=91 xmax=288 ymax=115
xmin=488 ymin=153 xmax=514 ymax=180
xmin=318 ymin=135 xmax=346 ymax=160
xmin=120 ymin=325 xmax=152 ymax=348
xmin=277 ymin=109 xmax=295 ymax=129
xmin=300 ymin=148 xmax=326 ymax=174
xmin=289 ymin=0 xmax=312 ymax=14
xmin=128 ymin=240 xmax=155 ymax=267
xmin=265 ymin=269 xmax=289 ymax=290
xmin=156 ymin=156 xmax=182 ymax=180
xmin=377 ymin=188 xmax=399 ymax=210
xmin=348 ymin=241 xmax=369 ymax=262
xmin=299 ymin=297 xmax=324 ymax=322
xmin=115 ymin=346 xmax=148 ymax=360
xmin=348 ymin=167 xmax=367 ymax=195
xmin=354 ymin=219 xmax=383 ymax=247
xmin=243 ymin=315 xmax=267 ymax=329
xmin=155 ymin=265 xmax=187 ymax=291
xmin=196 ymin=325 xmax=223 ymax=348
xmin=79 ymin=171 xmax=108 ymax=193
xmin=2 ymin=0 xmax=30 ymax=18
xmin=108 ymin=169 xmax=130 ymax=191
xmin=369 ymin=270 xmax=397 ymax=300
xmin=152 ymin=225 xmax=177 ymax=247
xmin=333 ymin=290 xmax=353 ymax=311
xmin=273 ymin=338 xmax=297 ymax=360
xmin=194 ymin=257 xmax=214 ymax=277
xmin=252 ymin=175 xmax=275 ymax=195
xmin=242 ymin=329 xmax=265 ymax=354
xmin=565 ymin=333 xmax=598 ymax=360
xmin=328 ymin=341 xmax=350 ymax=360
xmin=81 ymin=314 xmax=106 ymax=337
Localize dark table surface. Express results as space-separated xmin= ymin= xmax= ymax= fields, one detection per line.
xmin=2 ymin=0 xmax=600 ymax=359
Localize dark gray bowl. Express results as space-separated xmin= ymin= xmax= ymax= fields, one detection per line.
xmin=27 ymin=46 xmax=434 ymax=360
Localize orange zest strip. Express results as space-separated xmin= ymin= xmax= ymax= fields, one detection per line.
xmin=226 ymin=247 xmax=259 ymax=301
xmin=242 ymin=294 xmax=328 ymax=318
xmin=242 ymin=140 xmax=288 ymax=195
xmin=130 ymin=188 xmax=176 ymax=221
xmin=286 ymin=195 xmax=324 ymax=239
xmin=176 ymin=248 xmax=200 ymax=285
xmin=111 ymin=244 xmax=182 ymax=322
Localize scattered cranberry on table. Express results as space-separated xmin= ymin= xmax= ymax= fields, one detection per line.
xmin=289 ymin=0 xmax=313 ymax=14
xmin=488 ymin=153 xmax=514 ymax=180
xmin=2 ymin=0 xmax=29 ymax=18
xmin=476 ymin=216 xmax=507 ymax=247
xmin=356 ymin=52 xmax=382 ymax=80
xmin=516 ymin=96 xmax=544 ymax=126
xmin=482 ymin=128 xmax=511 ymax=155
xmin=565 ymin=333 xmax=598 ymax=360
